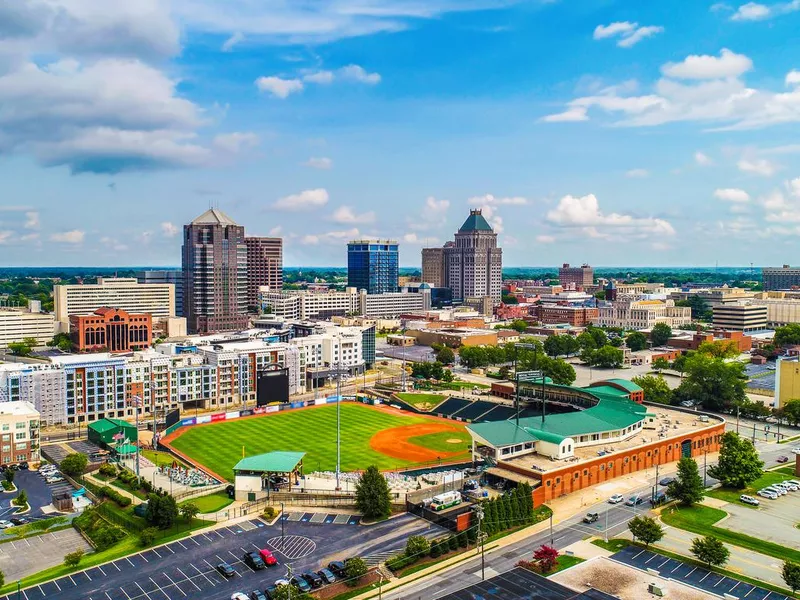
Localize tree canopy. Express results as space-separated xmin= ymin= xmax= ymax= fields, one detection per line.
xmin=627 ymin=515 xmax=664 ymax=548
xmin=783 ymin=561 xmax=800 ymax=593
xmin=690 ymin=536 xmax=729 ymax=567
xmin=697 ymin=340 xmax=740 ymax=359
xmin=584 ymin=345 xmax=624 ymax=368
xmin=625 ymin=332 xmax=648 ymax=352
xmin=60 ymin=453 xmax=88 ymax=477
xmin=707 ymin=432 xmax=763 ymax=489
xmin=145 ymin=493 xmax=178 ymax=529
xmin=775 ymin=323 xmax=800 ymax=347
xmin=355 ymin=465 xmax=392 ymax=520
xmin=650 ymin=323 xmax=673 ymax=347
xmin=631 ymin=374 xmax=672 ymax=405
xmin=780 ymin=399 xmax=800 ymax=427
xmin=543 ymin=335 xmax=579 ymax=358
xmin=675 ymin=352 xmax=747 ymax=411
xmin=667 ymin=457 xmax=705 ymax=506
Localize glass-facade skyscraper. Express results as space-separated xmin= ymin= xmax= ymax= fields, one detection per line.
xmin=347 ymin=239 xmax=399 ymax=294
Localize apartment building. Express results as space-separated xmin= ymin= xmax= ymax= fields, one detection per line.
xmin=259 ymin=288 xmax=427 ymax=320
xmin=596 ymin=299 xmax=691 ymax=329
xmin=54 ymin=278 xmax=174 ymax=332
xmin=0 ymin=302 xmax=55 ymax=348
xmin=0 ymin=402 xmax=40 ymax=466
xmin=535 ymin=305 xmax=599 ymax=326
xmin=763 ymin=265 xmax=800 ymax=291
xmin=558 ymin=263 xmax=593 ymax=288
xmin=245 ymin=237 xmax=283 ymax=307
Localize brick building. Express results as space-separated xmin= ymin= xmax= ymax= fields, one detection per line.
xmin=0 ymin=401 xmax=40 ymax=466
xmin=69 ymin=308 xmax=152 ymax=353
xmin=245 ymin=237 xmax=283 ymax=308
xmin=667 ymin=329 xmax=752 ymax=353
xmin=535 ymin=305 xmax=598 ymax=326
xmin=558 ymin=263 xmax=593 ymax=289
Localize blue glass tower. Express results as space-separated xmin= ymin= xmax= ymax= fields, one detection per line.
xmin=347 ymin=239 xmax=399 ymax=294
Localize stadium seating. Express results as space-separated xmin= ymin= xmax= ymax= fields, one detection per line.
xmin=452 ymin=400 xmax=498 ymax=422
xmin=433 ymin=397 xmax=472 ymax=418
xmin=477 ymin=405 xmax=516 ymax=421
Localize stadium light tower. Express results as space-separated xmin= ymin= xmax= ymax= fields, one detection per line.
xmin=328 ymin=364 xmax=349 ymax=491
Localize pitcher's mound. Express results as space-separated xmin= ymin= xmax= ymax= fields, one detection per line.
xmin=446 ymin=438 xmax=462 ymax=444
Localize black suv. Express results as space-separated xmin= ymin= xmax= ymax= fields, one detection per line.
xmin=243 ymin=552 xmax=266 ymax=570
xmin=302 ymin=571 xmax=323 ymax=588
xmin=216 ymin=562 xmax=235 ymax=578
xmin=328 ymin=561 xmax=347 ymax=577
xmin=291 ymin=577 xmax=312 ymax=593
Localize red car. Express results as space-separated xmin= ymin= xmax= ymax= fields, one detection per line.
xmin=259 ymin=549 xmax=278 ymax=566
xmin=777 ymin=456 xmax=789 ymax=463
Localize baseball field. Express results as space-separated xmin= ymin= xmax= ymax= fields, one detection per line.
xmin=164 ymin=403 xmax=472 ymax=482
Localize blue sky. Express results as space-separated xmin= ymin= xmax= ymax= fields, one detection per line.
xmin=2 ymin=0 xmax=800 ymax=268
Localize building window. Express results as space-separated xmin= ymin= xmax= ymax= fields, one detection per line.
xmin=600 ymin=465 xmax=605 ymax=471
xmin=574 ymin=472 xmax=579 ymax=479
xmin=624 ymin=457 xmax=629 ymax=464
xmin=583 ymin=469 xmax=588 ymax=476
xmin=555 ymin=477 xmax=561 ymax=484
xmin=546 ymin=480 xmax=551 ymax=487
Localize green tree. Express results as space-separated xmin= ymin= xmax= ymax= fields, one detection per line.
xmin=5 ymin=470 xmax=14 ymax=484
xmin=627 ymin=515 xmax=664 ymax=548
xmin=576 ymin=332 xmax=597 ymax=352
xmin=651 ymin=323 xmax=673 ymax=347
xmin=589 ymin=345 xmax=624 ymax=368
xmin=355 ymin=465 xmax=392 ymax=520
xmin=139 ymin=527 xmax=158 ymax=546
xmin=697 ymin=340 xmax=740 ymax=359
xmin=179 ymin=502 xmax=199 ymax=521
xmin=48 ymin=332 xmax=73 ymax=352
xmin=544 ymin=335 xmax=565 ymax=357
xmin=774 ymin=323 xmax=800 ymax=347
xmin=64 ymin=549 xmax=84 ymax=568
xmin=626 ymin=332 xmax=648 ymax=352
xmin=652 ymin=357 xmax=671 ymax=372
xmin=707 ymin=432 xmax=764 ymax=489
xmin=782 ymin=561 xmax=800 ymax=594
xmin=435 ymin=346 xmax=455 ymax=365
xmin=677 ymin=353 xmax=747 ymax=411
xmin=14 ymin=489 xmax=28 ymax=508
xmin=690 ymin=536 xmax=729 ymax=568
xmin=586 ymin=326 xmax=609 ymax=348
xmin=667 ymin=457 xmax=705 ymax=506
xmin=540 ymin=356 xmax=577 ymax=386
xmin=60 ymin=453 xmax=89 ymax=477
xmin=7 ymin=341 xmax=32 ymax=356
xmin=405 ymin=535 xmax=430 ymax=558
xmin=780 ymin=399 xmax=800 ymax=426
xmin=271 ymin=584 xmax=313 ymax=600
xmin=344 ymin=557 xmax=368 ymax=587
xmin=676 ymin=296 xmax=712 ymax=320
xmin=508 ymin=319 xmax=529 ymax=333
xmin=145 ymin=493 xmax=178 ymax=529
xmin=631 ymin=374 xmax=672 ymax=405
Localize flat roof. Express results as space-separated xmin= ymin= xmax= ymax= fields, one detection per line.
xmin=234 ymin=451 xmax=306 ymax=474
xmin=0 ymin=401 xmax=38 ymax=417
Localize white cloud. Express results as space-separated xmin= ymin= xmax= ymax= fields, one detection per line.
xmin=23 ymin=211 xmax=39 ymax=230
xmin=477 ymin=205 xmax=504 ymax=233
xmin=338 ymin=64 xmax=381 ymax=84
xmin=695 ymin=151 xmax=713 ymax=165
xmin=221 ymin=32 xmax=244 ymax=52
xmin=329 ymin=206 xmax=376 ymax=224
xmin=731 ymin=0 xmax=800 ymax=20
xmin=100 ymin=236 xmax=128 ymax=252
xmin=50 ymin=230 xmax=84 ymax=244
xmin=536 ymin=235 xmax=555 ymax=244
xmin=300 ymin=228 xmax=360 ymax=245
xmin=738 ymin=157 xmax=777 ymax=176
xmin=546 ymin=193 xmax=675 ymax=237
xmin=661 ymin=48 xmax=752 ymax=80
xmin=303 ymin=70 xmax=335 ymax=84
xmin=255 ymin=76 xmax=304 ymax=98
xmin=304 ymin=157 xmax=333 ymax=169
xmin=786 ymin=70 xmax=800 ymax=87
xmin=212 ymin=132 xmax=260 ymax=154
xmin=411 ymin=196 xmax=451 ymax=231
xmin=268 ymin=226 xmax=282 ymax=236
xmin=714 ymin=188 xmax=750 ymax=202
xmin=593 ymin=22 xmax=663 ymax=47
xmin=540 ymin=107 xmax=589 ymax=123
xmin=273 ymin=188 xmax=329 ymax=211
xmin=0 ymin=231 xmax=13 ymax=245
xmin=625 ymin=168 xmax=649 ymax=178
xmin=160 ymin=221 xmax=178 ymax=237
xmin=467 ymin=194 xmax=528 ymax=206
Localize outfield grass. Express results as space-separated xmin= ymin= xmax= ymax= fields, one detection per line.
xmin=180 ymin=492 xmax=233 ymax=514
xmin=396 ymin=392 xmax=447 ymax=409
xmin=407 ymin=430 xmax=471 ymax=456
xmin=169 ymin=403 xmax=464 ymax=481
xmin=706 ymin=471 xmax=791 ymax=503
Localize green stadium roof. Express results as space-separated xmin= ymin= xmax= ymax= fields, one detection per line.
xmin=459 ymin=211 xmax=493 ymax=232
xmin=88 ymin=418 xmax=135 ymax=434
xmin=468 ymin=421 xmax=540 ymax=447
xmin=595 ymin=379 xmax=642 ymax=393
xmin=234 ymin=451 xmax=306 ymax=474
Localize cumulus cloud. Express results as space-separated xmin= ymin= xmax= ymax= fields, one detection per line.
xmin=23 ymin=211 xmax=40 ymax=230
xmin=338 ymin=64 xmax=381 ymax=84
xmin=536 ymin=235 xmax=555 ymax=244
xmin=738 ymin=157 xmax=777 ymax=176
xmin=541 ymin=49 xmax=800 ymax=130
xmin=476 ymin=205 xmax=504 ymax=233
xmin=695 ymin=151 xmax=713 ymax=165
xmin=787 ymin=70 xmax=800 ymax=86
xmin=273 ymin=188 xmax=329 ymax=211
xmin=221 ymin=32 xmax=244 ymax=52
xmin=329 ymin=206 xmax=376 ymax=224
xmin=467 ymin=194 xmax=528 ymax=206
xmin=304 ymin=157 xmax=333 ymax=169
xmin=100 ymin=236 xmax=128 ymax=252
xmin=50 ymin=230 xmax=84 ymax=244
xmin=625 ymin=168 xmax=649 ymax=178
xmin=300 ymin=228 xmax=360 ymax=245
xmin=546 ymin=194 xmax=675 ymax=238
xmin=255 ymin=76 xmax=304 ymax=98
xmin=161 ymin=221 xmax=179 ymax=237
xmin=731 ymin=0 xmax=800 ymax=20
xmin=714 ymin=188 xmax=750 ymax=202
xmin=303 ymin=71 xmax=335 ymax=84
xmin=0 ymin=231 xmax=14 ymax=245
xmin=410 ymin=196 xmax=451 ymax=231
xmin=594 ymin=21 xmax=664 ymax=47
xmin=212 ymin=132 xmax=260 ymax=153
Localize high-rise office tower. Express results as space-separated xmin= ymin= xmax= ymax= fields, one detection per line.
xmin=443 ymin=209 xmax=502 ymax=302
xmin=136 ymin=270 xmax=184 ymax=316
xmin=347 ymin=239 xmax=399 ymax=294
xmin=245 ymin=237 xmax=283 ymax=307
xmin=421 ymin=247 xmax=446 ymax=287
xmin=558 ymin=263 xmax=594 ymax=289
xmin=182 ymin=208 xmax=249 ymax=334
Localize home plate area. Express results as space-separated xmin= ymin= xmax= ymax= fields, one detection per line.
xmin=267 ymin=535 xmax=317 ymax=559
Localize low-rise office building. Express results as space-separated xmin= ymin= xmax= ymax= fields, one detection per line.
xmin=712 ymin=304 xmax=768 ymax=333
xmin=70 ymin=307 xmax=152 ymax=353
xmin=0 ymin=302 xmax=56 ymax=348
xmin=535 ymin=305 xmax=598 ymax=327
xmin=260 ymin=287 xmax=428 ymax=320
xmin=596 ymin=299 xmax=691 ymax=330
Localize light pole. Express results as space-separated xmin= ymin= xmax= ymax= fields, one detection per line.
xmin=604 ymin=507 xmax=609 ymax=543
xmin=514 ymin=370 xmax=541 ymax=428
xmin=378 ymin=571 xmax=385 ymax=600
xmin=131 ymin=395 xmax=142 ymax=482
xmin=549 ymin=511 xmax=554 ymax=546
xmin=328 ymin=364 xmax=348 ymax=491
xmin=474 ymin=505 xmax=486 ymax=580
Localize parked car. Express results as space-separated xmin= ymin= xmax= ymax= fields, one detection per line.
xmin=651 ymin=491 xmax=668 ymax=506
xmin=625 ymin=495 xmax=644 ymax=506
xmin=216 ymin=563 xmax=236 ymax=578
xmin=582 ymin=512 xmax=599 ymax=524
xmin=18 ymin=462 xmax=28 ymax=470
xmin=764 ymin=485 xmax=787 ymax=496
xmin=258 ymin=549 xmax=278 ymax=566
xmin=679 ymin=401 xmax=695 ymax=408
xmin=290 ymin=576 xmax=312 ymax=593
xmin=608 ymin=494 xmax=624 ymax=504
xmin=328 ymin=561 xmax=347 ymax=577
xmin=230 ymin=594 xmax=249 ymax=600
xmin=792 ymin=447 xmax=800 ymax=455
xmin=786 ymin=480 xmax=800 ymax=487
xmin=777 ymin=456 xmax=789 ymax=463
xmin=10 ymin=517 xmax=27 ymax=526
xmin=302 ymin=571 xmax=323 ymax=589
xmin=273 ymin=579 xmax=291 ymax=588
xmin=243 ymin=552 xmax=266 ymax=570
xmin=0 ymin=520 xmax=13 ymax=529
xmin=45 ymin=476 xmax=64 ymax=484
xmin=249 ymin=591 xmax=267 ymax=600
xmin=757 ymin=490 xmax=778 ymax=499
xmin=739 ymin=494 xmax=759 ymax=506
xmin=658 ymin=477 xmax=675 ymax=486
xmin=318 ymin=568 xmax=337 ymax=584
xmin=263 ymin=585 xmax=278 ymax=600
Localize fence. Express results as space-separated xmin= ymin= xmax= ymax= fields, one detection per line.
xmin=171 ymin=483 xmax=228 ymax=502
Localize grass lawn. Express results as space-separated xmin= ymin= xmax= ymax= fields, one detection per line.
xmin=140 ymin=449 xmax=190 ymax=470
xmin=706 ymin=471 xmax=791 ymax=503
xmin=590 ymin=538 xmax=632 ymax=552
xmin=773 ymin=466 xmax=798 ymax=476
xmin=407 ymin=430 xmax=472 ymax=458
xmin=169 ymin=403 xmax=465 ymax=481
xmin=108 ymin=478 xmax=148 ymax=501
xmin=396 ymin=392 xmax=447 ymax=410
xmin=660 ymin=503 xmax=800 ymax=565
xmin=180 ymin=492 xmax=232 ymax=514
xmin=546 ymin=555 xmax=585 ymax=576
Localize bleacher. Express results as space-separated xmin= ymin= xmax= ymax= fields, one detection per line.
xmin=478 ymin=405 xmax=516 ymax=421
xmin=452 ymin=400 xmax=499 ymax=422
xmin=433 ymin=397 xmax=472 ymax=418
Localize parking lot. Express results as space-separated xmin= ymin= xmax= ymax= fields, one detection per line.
xmin=7 ymin=469 xmax=73 ymax=517
xmin=611 ymin=546 xmax=791 ymax=600
xmin=0 ymin=528 xmax=91 ymax=581
xmin=0 ymin=513 xmax=445 ymax=600
xmin=722 ymin=485 xmax=800 ymax=548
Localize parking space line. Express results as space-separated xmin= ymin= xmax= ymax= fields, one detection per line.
xmin=148 ymin=577 xmax=169 ymax=600
xmin=192 ymin=564 xmax=215 ymax=587
xmin=176 ymin=568 xmax=200 ymax=591
xmin=134 ymin=582 xmax=151 ymax=600
xmin=713 ymin=576 xmax=725 ymax=587
xmin=126 ymin=557 xmax=135 ymax=567
xmin=119 ymin=588 xmax=132 ymax=600
xmin=685 ymin=567 xmax=697 ymax=578
xmin=744 ymin=586 xmax=755 ymax=597
xmin=68 ymin=576 xmax=76 ymax=586
xmin=175 ymin=541 xmax=187 ymax=550
xmin=152 ymin=549 xmax=161 ymax=558
xmin=111 ymin=561 xmax=121 ymax=571
xmin=730 ymin=582 xmax=740 ymax=592
xmin=670 ymin=562 xmax=682 ymax=573
xmin=21 ymin=590 xmax=27 ymax=600
xmin=162 ymin=572 xmax=185 ymax=597
xmin=97 ymin=565 xmax=106 ymax=576
xmin=106 ymin=592 xmax=113 ymax=600
xmin=53 ymin=580 xmax=60 ymax=592
xmin=188 ymin=537 xmax=200 ymax=546
xmin=163 ymin=544 xmax=175 ymax=554
xmin=699 ymin=572 xmax=711 ymax=583
xmin=139 ymin=552 xmax=149 ymax=563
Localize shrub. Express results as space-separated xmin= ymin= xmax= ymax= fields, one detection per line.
xmin=13 ymin=490 xmax=27 ymax=507
xmin=74 ymin=508 xmax=127 ymax=550
xmin=405 ymin=535 xmax=430 ymax=558
xmin=139 ymin=527 xmax=158 ymax=547
xmin=386 ymin=554 xmax=416 ymax=572
xmin=344 ymin=557 xmax=368 ymax=587
xmin=457 ymin=531 xmax=468 ymax=548
xmin=263 ymin=506 xmax=277 ymax=519
xmin=448 ymin=536 xmax=459 ymax=552
xmin=98 ymin=486 xmax=132 ymax=507
xmin=60 ymin=453 xmax=89 ymax=477
xmin=430 ymin=542 xmax=441 ymax=558
xmin=64 ymin=550 xmax=84 ymax=568
xmin=141 ymin=479 xmax=154 ymax=493
xmin=98 ymin=464 xmax=117 ymax=478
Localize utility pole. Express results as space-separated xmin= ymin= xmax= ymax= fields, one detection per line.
xmin=549 ymin=511 xmax=554 ymax=546
xmin=736 ymin=405 xmax=740 ymax=434
xmin=474 ymin=506 xmax=486 ymax=580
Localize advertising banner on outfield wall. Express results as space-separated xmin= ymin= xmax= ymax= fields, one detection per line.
xmin=264 ymin=406 xmax=279 ymax=413
xmin=290 ymin=401 xmax=305 ymax=409
xmin=240 ymin=409 xmax=254 ymax=417
xmin=197 ymin=415 xmax=212 ymax=424
xmin=210 ymin=413 xmax=225 ymax=423
xmin=314 ymin=398 xmax=327 ymax=406
xmin=181 ymin=417 xmax=196 ymax=427
xmin=225 ymin=411 xmax=240 ymax=420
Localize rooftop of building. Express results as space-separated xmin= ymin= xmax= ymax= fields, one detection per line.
xmin=0 ymin=401 xmax=38 ymax=418
xmin=191 ymin=207 xmax=239 ymax=226
xmin=233 ymin=451 xmax=306 ymax=474
xmin=458 ymin=209 xmax=494 ymax=232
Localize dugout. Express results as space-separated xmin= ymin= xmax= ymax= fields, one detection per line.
xmin=233 ymin=451 xmax=305 ymax=502
xmin=87 ymin=418 xmax=138 ymax=447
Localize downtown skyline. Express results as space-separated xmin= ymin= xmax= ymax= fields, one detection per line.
xmin=2 ymin=1 xmax=800 ymax=268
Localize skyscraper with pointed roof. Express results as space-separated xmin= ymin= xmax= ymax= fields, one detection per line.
xmin=182 ymin=208 xmax=249 ymax=334
xmin=438 ymin=209 xmax=502 ymax=302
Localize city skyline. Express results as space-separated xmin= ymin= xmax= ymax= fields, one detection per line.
xmin=2 ymin=1 xmax=800 ymax=267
